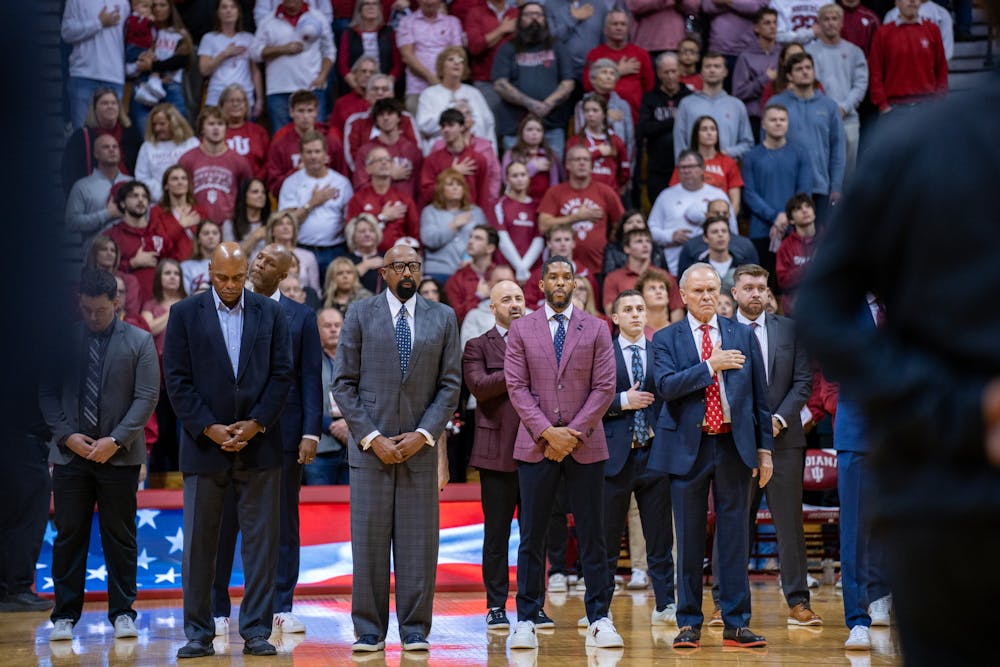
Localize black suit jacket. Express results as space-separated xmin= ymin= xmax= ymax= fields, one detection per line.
xmin=758 ymin=313 xmax=812 ymax=450
xmin=164 ymin=289 xmax=293 ymax=474
xmin=277 ymin=294 xmax=322 ymax=452
xmin=603 ymin=338 xmax=661 ymax=478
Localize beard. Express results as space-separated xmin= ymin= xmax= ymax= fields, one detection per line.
xmin=395 ymin=279 xmax=417 ymax=301
xmin=518 ymin=22 xmax=548 ymax=46
xmin=544 ymin=287 xmax=570 ymax=310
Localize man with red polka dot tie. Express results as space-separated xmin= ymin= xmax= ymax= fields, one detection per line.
xmin=647 ymin=262 xmax=774 ymax=651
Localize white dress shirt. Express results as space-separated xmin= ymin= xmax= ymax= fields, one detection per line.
xmin=686 ymin=313 xmax=731 ymax=424
xmin=544 ymin=302 xmax=575 ymax=340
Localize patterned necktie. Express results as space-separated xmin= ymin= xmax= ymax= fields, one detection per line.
xmin=629 ymin=344 xmax=649 ymax=445
xmin=700 ymin=324 xmax=724 ymax=432
xmin=395 ymin=308 xmax=411 ymax=376
xmin=553 ymin=313 xmax=566 ymax=365
xmin=81 ymin=336 xmax=101 ymax=436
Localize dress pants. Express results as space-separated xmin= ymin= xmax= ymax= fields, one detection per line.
xmin=837 ymin=451 xmax=889 ymax=628
xmin=0 ymin=434 xmax=50 ymax=598
xmin=51 ymin=457 xmax=140 ymax=624
xmin=672 ymin=433 xmax=753 ymax=629
xmin=546 ymin=479 xmax=571 ymax=577
xmin=183 ymin=462 xmax=280 ymax=643
xmin=602 ymin=446 xmax=675 ymax=609
xmin=478 ymin=468 xmax=519 ymax=610
xmin=350 ymin=462 xmax=439 ymax=640
xmin=517 ymin=456 xmax=609 ymax=624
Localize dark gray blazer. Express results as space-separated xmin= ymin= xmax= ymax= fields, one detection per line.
xmin=39 ymin=318 xmax=159 ymax=467
xmin=761 ymin=313 xmax=813 ymax=450
xmin=331 ymin=292 xmax=462 ymax=472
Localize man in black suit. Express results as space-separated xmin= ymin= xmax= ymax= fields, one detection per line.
xmin=730 ymin=265 xmax=817 ymax=625
xmin=39 ymin=269 xmax=159 ymax=642
xmin=601 ymin=290 xmax=676 ymax=625
xmin=212 ymin=244 xmax=322 ymax=637
xmin=649 ymin=263 xmax=773 ymax=650
xmin=164 ymin=242 xmax=292 ymax=659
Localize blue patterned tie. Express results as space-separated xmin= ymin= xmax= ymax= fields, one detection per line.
xmin=395 ymin=308 xmax=411 ymax=375
xmin=553 ymin=313 xmax=566 ymax=365
xmin=629 ymin=345 xmax=649 ymax=445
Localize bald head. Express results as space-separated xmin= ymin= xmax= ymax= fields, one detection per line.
xmin=249 ymin=243 xmax=293 ymax=295
xmin=209 ymin=242 xmax=248 ymax=307
xmin=382 ymin=244 xmax=421 ymax=301
xmin=489 ymin=279 xmax=525 ymax=329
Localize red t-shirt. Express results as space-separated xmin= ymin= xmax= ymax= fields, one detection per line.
xmin=567 ymin=132 xmax=630 ymax=192
xmin=353 ymin=136 xmax=423 ymax=201
xmin=538 ymin=181 xmax=624 ymax=277
xmin=177 ymin=146 xmax=252 ymax=226
xmin=681 ymin=73 xmax=704 ymax=91
xmin=345 ymin=111 xmax=419 ymax=173
xmin=492 ymin=195 xmax=541 ymax=271
xmin=419 ymin=144 xmax=489 ymax=209
xmin=669 ymin=152 xmax=743 ymax=192
xmin=346 ymin=183 xmax=421 ymax=252
xmin=225 ymin=122 xmax=270 ymax=181
xmin=464 ymin=4 xmax=519 ymax=82
xmin=601 ymin=265 xmax=683 ymax=313
xmin=582 ymin=44 xmax=655 ymax=122
xmin=266 ymin=122 xmax=346 ymax=195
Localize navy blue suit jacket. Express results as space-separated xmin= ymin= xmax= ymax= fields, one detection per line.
xmin=603 ymin=339 xmax=661 ymax=478
xmin=649 ymin=316 xmax=773 ymax=476
xmin=277 ymin=295 xmax=322 ymax=452
xmin=164 ymin=289 xmax=293 ymax=474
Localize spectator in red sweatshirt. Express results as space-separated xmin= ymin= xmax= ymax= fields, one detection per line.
xmin=266 ymin=89 xmax=346 ymax=195
xmin=346 ymin=145 xmax=420 ymax=251
xmin=839 ymin=0 xmax=881 ymax=57
xmin=444 ymin=224 xmax=498 ymax=324
xmin=419 ymin=108 xmax=489 ymax=209
xmin=775 ymin=192 xmax=818 ymax=315
xmin=867 ymin=0 xmax=948 ymax=114
xmin=582 ymin=9 xmax=654 ymax=123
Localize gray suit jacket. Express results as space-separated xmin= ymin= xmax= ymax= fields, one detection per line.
xmin=763 ymin=312 xmax=813 ymax=450
xmin=39 ymin=318 xmax=159 ymax=466
xmin=331 ymin=292 xmax=462 ymax=471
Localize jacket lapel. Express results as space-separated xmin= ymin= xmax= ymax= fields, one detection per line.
xmin=765 ymin=313 xmax=778 ymax=383
xmin=405 ymin=296 xmax=430 ymax=379
xmin=556 ymin=309 xmax=585 ymax=376
xmin=236 ymin=292 xmax=260 ymax=382
xmin=533 ymin=311 xmax=559 ymax=374
xmin=200 ymin=291 xmax=235 ymax=381
xmin=99 ymin=319 xmax=123 ymax=388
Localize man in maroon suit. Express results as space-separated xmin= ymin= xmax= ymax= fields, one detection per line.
xmin=504 ymin=256 xmax=620 ymax=651
xmin=463 ymin=280 xmax=527 ymax=631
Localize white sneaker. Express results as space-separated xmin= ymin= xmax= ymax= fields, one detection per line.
xmin=585 ymin=617 xmax=624 ymax=648
xmin=49 ymin=619 xmax=74 ymax=641
xmin=844 ymin=625 xmax=872 ymax=650
xmin=509 ymin=621 xmax=538 ymax=649
xmin=575 ymin=578 xmax=587 ymax=592
xmin=807 ymin=573 xmax=820 ymax=588
xmin=145 ymin=76 xmax=166 ymax=99
xmin=651 ymin=603 xmax=677 ymax=625
xmin=273 ymin=612 xmax=306 ymax=633
xmin=113 ymin=614 xmax=138 ymax=638
xmin=578 ymin=610 xmax=612 ymax=627
xmin=132 ymin=82 xmax=162 ymax=107
xmin=868 ymin=595 xmax=891 ymax=626
xmin=548 ymin=573 xmax=568 ymax=593
xmin=214 ymin=616 xmax=229 ymax=637
xmin=626 ymin=569 xmax=650 ymax=590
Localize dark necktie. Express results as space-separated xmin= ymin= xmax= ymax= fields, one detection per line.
xmin=81 ymin=336 xmax=102 ymax=436
xmin=395 ymin=308 xmax=411 ymax=375
xmin=629 ymin=344 xmax=649 ymax=445
xmin=700 ymin=324 xmax=724 ymax=432
xmin=553 ymin=313 xmax=566 ymax=365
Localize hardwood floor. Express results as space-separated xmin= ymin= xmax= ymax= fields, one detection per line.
xmin=7 ymin=582 xmax=902 ymax=666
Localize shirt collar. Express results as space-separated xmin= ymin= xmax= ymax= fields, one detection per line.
xmin=212 ymin=287 xmax=245 ymax=314
xmin=89 ymin=318 xmax=117 ymax=340
xmin=544 ymin=302 xmax=574 ymax=322
xmin=386 ymin=288 xmax=416 ymax=319
xmin=687 ymin=312 xmax=718 ymax=333
xmin=618 ymin=333 xmax=645 ymax=351
xmin=495 ymin=325 xmax=508 ymax=338
xmin=267 ymin=289 xmax=282 ymax=303
xmin=736 ymin=310 xmax=765 ymax=328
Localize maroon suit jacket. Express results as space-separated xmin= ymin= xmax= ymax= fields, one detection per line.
xmin=463 ymin=327 xmax=518 ymax=473
xmin=504 ymin=307 xmax=616 ymax=464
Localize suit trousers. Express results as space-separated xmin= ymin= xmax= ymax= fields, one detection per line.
xmin=478 ymin=468 xmax=519 ymax=610
xmin=350 ymin=462 xmax=439 ymax=640
xmin=51 ymin=457 xmax=139 ymax=624
xmin=517 ymin=456 xmax=609 ymax=624
xmin=711 ymin=446 xmax=809 ymax=607
xmin=183 ymin=462 xmax=280 ymax=643
xmin=672 ymin=433 xmax=753 ymax=629
xmin=837 ymin=451 xmax=889 ymax=628
xmin=212 ymin=451 xmax=303 ymax=618
xmin=546 ymin=480 xmax=571 ymax=576
xmin=0 ymin=434 xmax=50 ymax=597
xmin=602 ymin=447 xmax=675 ymax=610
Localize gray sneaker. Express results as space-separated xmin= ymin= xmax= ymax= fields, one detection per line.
xmin=114 ymin=614 xmax=138 ymax=638
xmin=49 ymin=619 xmax=74 ymax=641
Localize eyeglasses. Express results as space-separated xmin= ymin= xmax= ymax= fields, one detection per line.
xmin=384 ymin=261 xmax=422 ymax=274
xmin=446 ymin=56 xmax=465 ymax=64
xmin=521 ymin=10 xmax=544 ymax=17
xmin=366 ymin=155 xmax=392 ymax=164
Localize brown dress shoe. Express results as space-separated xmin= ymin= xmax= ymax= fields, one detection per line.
xmin=787 ymin=602 xmax=823 ymax=626
xmin=708 ymin=604 xmax=724 ymax=627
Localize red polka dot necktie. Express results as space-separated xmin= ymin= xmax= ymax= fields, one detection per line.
xmin=700 ymin=324 xmax=724 ymax=432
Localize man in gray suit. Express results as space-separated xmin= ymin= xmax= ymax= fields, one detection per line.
xmin=332 ymin=244 xmax=462 ymax=653
xmin=728 ymin=264 xmax=819 ymax=625
xmin=39 ymin=269 xmax=159 ymax=642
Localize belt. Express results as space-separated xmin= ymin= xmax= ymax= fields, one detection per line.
xmin=631 ymin=437 xmax=650 ymax=450
xmin=701 ymin=423 xmax=732 ymax=435
xmin=298 ymin=243 xmax=337 ymax=252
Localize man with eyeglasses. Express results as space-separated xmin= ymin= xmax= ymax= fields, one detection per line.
xmin=344 ymin=74 xmax=421 ymax=173
xmin=354 ymin=98 xmax=423 ymax=201
xmin=347 ymin=144 xmax=421 ymax=251
xmin=331 ymin=243 xmax=461 ymax=654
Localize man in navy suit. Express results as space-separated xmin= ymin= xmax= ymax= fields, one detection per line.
xmin=649 ymin=262 xmax=773 ymax=650
xmin=212 ymin=244 xmax=323 ymax=636
xmin=164 ymin=242 xmax=292 ymax=659
xmin=601 ymin=290 xmax=676 ymax=625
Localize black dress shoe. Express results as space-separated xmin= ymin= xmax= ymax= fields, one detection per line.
xmin=243 ymin=637 xmax=277 ymax=655
xmin=534 ymin=608 xmax=555 ymax=629
xmin=401 ymin=633 xmax=430 ymax=651
xmin=673 ymin=626 xmax=701 ymax=648
xmin=722 ymin=626 xmax=767 ymax=647
xmin=352 ymin=634 xmax=385 ymax=652
xmin=486 ymin=608 xmax=510 ymax=630
xmin=0 ymin=592 xmax=54 ymax=612
xmin=177 ymin=640 xmax=215 ymax=658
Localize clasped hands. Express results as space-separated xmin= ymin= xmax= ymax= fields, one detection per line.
xmin=370 ymin=432 xmax=427 ymax=465
xmin=541 ymin=426 xmax=581 ymax=462
xmin=204 ymin=420 xmax=263 ymax=453
xmin=65 ymin=433 xmax=119 ymax=463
